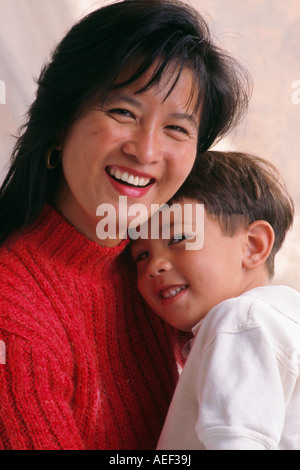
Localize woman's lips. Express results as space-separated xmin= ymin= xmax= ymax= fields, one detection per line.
xmin=106 ymin=165 xmax=155 ymax=197
xmin=106 ymin=165 xmax=155 ymax=186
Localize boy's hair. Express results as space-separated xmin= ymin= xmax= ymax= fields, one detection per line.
xmin=170 ymin=150 xmax=294 ymax=277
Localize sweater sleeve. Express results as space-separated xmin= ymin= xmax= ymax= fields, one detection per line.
xmin=0 ymin=329 xmax=83 ymax=450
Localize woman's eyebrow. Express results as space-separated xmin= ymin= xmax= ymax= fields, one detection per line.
xmin=170 ymin=112 xmax=198 ymax=130
xmin=105 ymin=93 xmax=143 ymax=108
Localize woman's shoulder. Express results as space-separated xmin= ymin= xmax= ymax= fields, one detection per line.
xmin=0 ymin=210 xmax=51 ymax=285
xmin=0 ymin=207 xmax=69 ymax=335
xmin=0 ymin=231 xmax=33 ymax=287
xmin=0 ymin=227 xmax=76 ymax=353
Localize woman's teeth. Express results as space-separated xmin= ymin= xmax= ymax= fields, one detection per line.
xmin=108 ymin=167 xmax=151 ymax=187
xmin=160 ymin=285 xmax=187 ymax=299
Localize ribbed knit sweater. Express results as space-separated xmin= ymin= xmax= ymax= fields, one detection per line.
xmin=0 ymin=205 xmax=181 ymax=450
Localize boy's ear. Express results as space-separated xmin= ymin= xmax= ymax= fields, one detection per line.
xmin=242 ymin=220 xmax=275 ymax=270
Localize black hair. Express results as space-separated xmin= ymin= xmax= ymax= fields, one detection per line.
xmin=0 ymin=0 xmax=251 ymax=244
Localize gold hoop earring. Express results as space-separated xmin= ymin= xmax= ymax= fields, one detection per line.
xmin=46 ymin=148 xmax=62 ymax=169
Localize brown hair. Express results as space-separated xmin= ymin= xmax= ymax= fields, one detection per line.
xmin=170 ymin=150 xmax=294 ymax=276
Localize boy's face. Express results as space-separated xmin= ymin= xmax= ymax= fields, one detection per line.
xmin=130 ymin=199 xmax=249 ymax=331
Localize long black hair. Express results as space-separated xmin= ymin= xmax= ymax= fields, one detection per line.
xmin=0 ymin=0 xmax=251 ymax=244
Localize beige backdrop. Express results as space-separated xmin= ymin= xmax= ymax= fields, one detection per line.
xmin=0 ymin=0 xmax=299 ymax=288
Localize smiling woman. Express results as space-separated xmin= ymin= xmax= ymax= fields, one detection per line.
xmin=0 ymin=0 xmax=250 ymax=450
xmin=56 ymin=65 xmax=200 ymax=244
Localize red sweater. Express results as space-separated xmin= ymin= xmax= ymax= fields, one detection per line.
xmin=0 ymin=205 xmax=181 ymax=450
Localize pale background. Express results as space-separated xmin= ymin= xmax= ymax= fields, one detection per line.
xmin=0 ymin=0 xmax=299 ymax=289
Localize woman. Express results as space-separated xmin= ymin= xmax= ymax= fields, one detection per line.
xmin=0 ymin=0 xmax=250 ymax=449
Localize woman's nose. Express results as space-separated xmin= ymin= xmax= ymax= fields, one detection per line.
xmin=147 ymin=257 xmax=172 ymax=278
xmin=121 ymin=126 xmax=162 ymax=165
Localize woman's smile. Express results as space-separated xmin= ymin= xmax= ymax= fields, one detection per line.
xmin=106 ymin=165 xmax=155 ymax=188
xmin=105 ymin=165 xmax=156 ymax=198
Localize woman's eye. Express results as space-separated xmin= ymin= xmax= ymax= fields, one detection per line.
xmin=167 ymin=125 xmax=189 ymax=135
xmin=112 ymin=108 xmax=134 ymax=116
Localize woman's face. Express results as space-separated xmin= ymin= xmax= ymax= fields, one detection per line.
xmin=56 ymin=65 xmax=201 ymax=246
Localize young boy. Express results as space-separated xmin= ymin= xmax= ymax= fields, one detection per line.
xmin=130 ymin=150 xmax=300 ymax=450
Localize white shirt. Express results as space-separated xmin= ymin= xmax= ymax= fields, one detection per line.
xmin=157 ymin=286 xmax=300 ymax=450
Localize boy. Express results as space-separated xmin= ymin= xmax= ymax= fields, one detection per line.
xmin=130 ymin=150 xmax=300 ymax=450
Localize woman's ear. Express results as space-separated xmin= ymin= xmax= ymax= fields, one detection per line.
xmin=242 ymin=220 xmax=275 ymax=270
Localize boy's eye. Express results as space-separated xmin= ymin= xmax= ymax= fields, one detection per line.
xmin=170 ymin=234 xmax=186 ymax=245
xmin=134 ymin=251 xmax=149 ymax=263
xmin=169 ymin=234 xmax=194 ymax=245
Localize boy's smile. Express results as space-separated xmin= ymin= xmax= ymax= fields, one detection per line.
xmin=158 ymin=284 xmax=189 ymax=301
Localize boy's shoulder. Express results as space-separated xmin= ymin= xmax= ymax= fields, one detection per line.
xmin=240 ymin=285 xmax=300 ymax=323
xmin=193 ymin=285 xmax=300 ymax=348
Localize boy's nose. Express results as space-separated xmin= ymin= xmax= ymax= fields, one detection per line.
xmin=147 ymin=258 xmax=173 ymax=278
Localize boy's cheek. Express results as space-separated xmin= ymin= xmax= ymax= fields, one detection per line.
xmin=137 ymin=275 xmax=147 ymax=295
xmin=138 ymin=279 xmax=153 ymax=305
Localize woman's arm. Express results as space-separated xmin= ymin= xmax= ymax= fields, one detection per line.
xmin=0 ymin=330 xmax=83 ymax=450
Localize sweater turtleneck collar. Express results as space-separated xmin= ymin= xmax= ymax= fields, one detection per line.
xmin=21 ymin=204 xmax=130 ymax=278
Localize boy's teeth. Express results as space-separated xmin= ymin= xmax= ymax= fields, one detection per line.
xmin=160 ymin=285 xmax=186 ymax=299
xmin=109 ymin=168 xmax=151 ymax=187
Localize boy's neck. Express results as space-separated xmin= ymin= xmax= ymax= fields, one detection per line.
xmin=240 ymin=266 xmax=271 ymax=296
